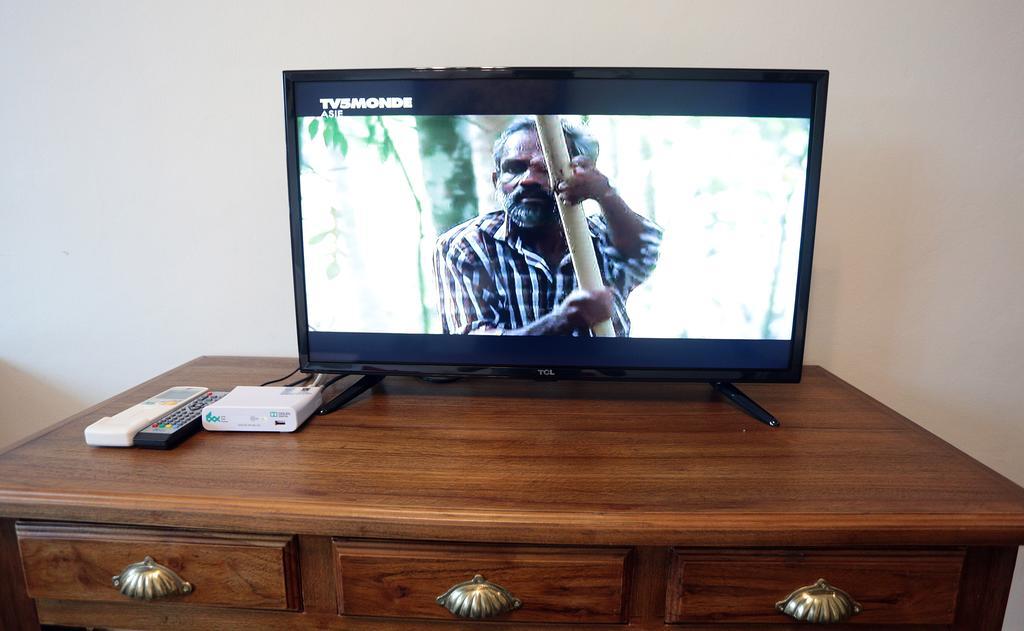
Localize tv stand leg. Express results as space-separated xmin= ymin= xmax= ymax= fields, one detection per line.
xmin=710 ymin=382 xmax=780 ymax=427
xmin=316 ymin=374 xmax=386 ymax=415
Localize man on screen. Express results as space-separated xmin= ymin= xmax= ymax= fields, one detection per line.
xmin=434 ymin=117 xmax=662 ymax=336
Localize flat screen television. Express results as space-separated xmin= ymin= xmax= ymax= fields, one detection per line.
xmin=283 ymin=67 xmax=827 ymax=421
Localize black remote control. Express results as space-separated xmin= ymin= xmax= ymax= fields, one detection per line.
xmin=133 ymin=391 xmax=227 ymax=449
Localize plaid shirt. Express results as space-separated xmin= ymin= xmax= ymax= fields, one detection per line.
xmin=434 ymin=210 xmax=662 ymax=336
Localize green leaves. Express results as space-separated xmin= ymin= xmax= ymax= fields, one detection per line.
xmin=301 ymin=116 xmax=409 ymax=285
xmin=365 ymin=116 xmax=395 ymax=162
xmin=312 ymin=117 xmax=348 ymax=157
xmin=309 ymin=209 xmax=343 ymax=280
xmin=335 ymin=131 xmax=348 ymax=156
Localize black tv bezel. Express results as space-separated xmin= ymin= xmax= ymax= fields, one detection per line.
xmin=284 ymin=66 xmax=828 ymax=383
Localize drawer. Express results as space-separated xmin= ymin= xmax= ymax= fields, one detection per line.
xmin=16 ymin=521 xmax=300 ymax=610
xmin=666 ymin=548 xmax=964 ymax=625
xmin=335 ymin=539 xmax=630 ymax=623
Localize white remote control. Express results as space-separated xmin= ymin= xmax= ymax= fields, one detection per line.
xmin=84 ymin=386 xmax=209 ymax=447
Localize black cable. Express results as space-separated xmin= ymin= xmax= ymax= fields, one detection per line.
xmin=316 ymin=374 xmax=384 ymax=415
xmin=319 ymin=374 xmax=345 ymax=389
xmin=285 ymin=375 xmax=313 ymax=387
xmin=259 ymin=366 xmax=301 ymax=387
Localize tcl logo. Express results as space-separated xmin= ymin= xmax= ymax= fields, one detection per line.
xmin=537 ymin=369 xmax=555 ymax=376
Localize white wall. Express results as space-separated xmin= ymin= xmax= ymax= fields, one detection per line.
xmin=1 ymin=1 xmax=1021 ymax=626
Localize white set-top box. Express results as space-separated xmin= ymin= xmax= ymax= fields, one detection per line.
xmin=201 ymin=386 xmax=322 ymax=432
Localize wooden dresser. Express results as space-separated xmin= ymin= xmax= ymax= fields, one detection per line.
xmin=2 ymin=356 xmax=1023 ymax=630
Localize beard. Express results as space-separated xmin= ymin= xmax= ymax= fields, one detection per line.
xmin=503 ymin=185 xmax=560 ymax=229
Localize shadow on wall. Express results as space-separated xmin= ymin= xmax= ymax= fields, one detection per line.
xmin=0 ymin=361 xmax=88 ymax=450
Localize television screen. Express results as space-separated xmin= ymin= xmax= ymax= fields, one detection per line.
xmin=284 ymin=68 xmax=827 ymax=381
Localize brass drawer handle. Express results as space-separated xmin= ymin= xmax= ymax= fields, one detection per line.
xmin=776 ymin=578 xmax=862 ymax=623
xmin=112 ymin=556 xmax=193 ymax=601
xmin=436 ymin=574 xmax=522 ymax=619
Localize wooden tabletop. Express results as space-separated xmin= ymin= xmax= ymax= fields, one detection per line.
xmin=2 ymin=356 xmax=1023 ymax=547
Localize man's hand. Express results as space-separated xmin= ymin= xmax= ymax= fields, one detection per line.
xmin=503 ymin=287 xmax=614 ymax=336
xmin=557 ymin=155 xmax=650 ymax=260
xmin=556 ymin=156 xmax=613 ymax=205
xmin=553 ymin=287 xmax=613 ymax=331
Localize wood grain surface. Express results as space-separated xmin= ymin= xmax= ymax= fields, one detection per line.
xmin=298 ymin=534 xmax=338 ymax=614
xmin=334 ymin=540 xmax=629 ymax=623
xmin=953 ymin=546 xmax=1019 ymax=630
xmin=31 ymin=597 xmax=994 ymax=631
xmin=16 ymin=521 xmax=300 ymax=610
xmin=1 ymin=518 xmax=40 ymax=630
xmin=1 ymin=357 xmax=1023 ymax=547
xmin=666 ymin=548 xmax=963 ymax=624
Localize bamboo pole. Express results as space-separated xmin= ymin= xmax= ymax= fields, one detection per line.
xmin=534 ymin=115 xmax=615 ymax=338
